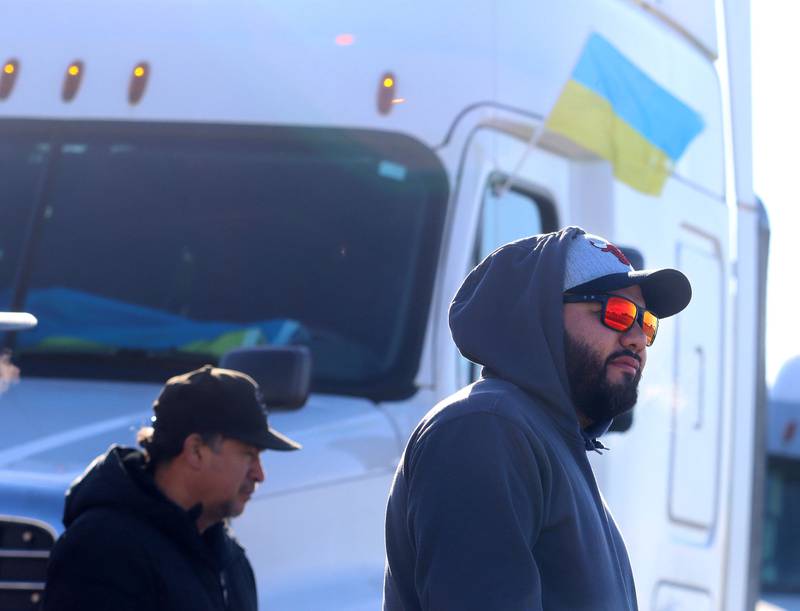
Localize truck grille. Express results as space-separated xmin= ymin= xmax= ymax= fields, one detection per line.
xmin=0 ymin=517 xmax=55 ymax=611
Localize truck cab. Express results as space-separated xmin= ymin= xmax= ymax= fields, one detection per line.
xmin=0 ymin=1 xmax=765 ymax=609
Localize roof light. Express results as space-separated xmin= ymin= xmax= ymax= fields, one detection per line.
xmin=335 ymin=33 xmax=355 ymax=46
xmin=128 ymin=61 xmax=150 ymax=105
xmin=62 ymin=60 xmax=84 ymax=102
xmin=0 ymin=59 xmax=19 ymax=100
xmin=377 ymin=71 xmax=396 ymax=115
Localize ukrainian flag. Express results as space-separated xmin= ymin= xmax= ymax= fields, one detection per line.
xmin=545 ymin=33 xmax=704 ymax=195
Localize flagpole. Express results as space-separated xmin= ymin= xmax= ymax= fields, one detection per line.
xmin=491 ymin=122 xmax=545 ymax=199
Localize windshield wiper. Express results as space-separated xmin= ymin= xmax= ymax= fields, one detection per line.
xmin=3 ymin=135 xmax=62 ymax=352
xmin=13 ymin=347 xmax=219 ymax=384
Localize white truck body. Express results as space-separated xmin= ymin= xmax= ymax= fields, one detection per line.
xmin=0 ymin=1 xmax=765 ymax=610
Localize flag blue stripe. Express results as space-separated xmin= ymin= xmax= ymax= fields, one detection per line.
xmin=571 ymin=33 xmax=704 ymax=161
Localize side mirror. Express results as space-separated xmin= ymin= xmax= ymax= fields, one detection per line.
xmin=220 ymin=346 xmax=311 ymax=410
xmin=607 ymin=245 xmax=645 ymax=434
xmin=0 ymin=312 xmax=38 ymax=331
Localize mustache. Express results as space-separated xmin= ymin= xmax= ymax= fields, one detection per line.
xmin=605 ymin=349 xmax=642 ymax=367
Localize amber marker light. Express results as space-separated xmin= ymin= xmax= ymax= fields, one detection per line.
xmin=62 ymin=60 xmax=84 ymax=102
xmin=377 ymin=71 xmax=396 ymax=115
xmin=128 ymin=62 xmax=150 ymax=105
xmin=0 ymin=59 xmax=19 ymax=100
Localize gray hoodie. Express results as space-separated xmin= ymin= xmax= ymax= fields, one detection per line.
xmin=383 ymin=227 xmax=638 ymax=611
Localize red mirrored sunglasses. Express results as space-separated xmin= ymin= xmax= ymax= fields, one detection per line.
xmin=563 ymin=293 xmax=659 ymax=346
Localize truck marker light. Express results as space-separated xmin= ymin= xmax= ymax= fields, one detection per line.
xmin=377 ymin=72 xmax=396 ymax=115
xmin=335 ymin=33 xmax=355 ymax=46
xmin=0 ymin=59 xmax=19 ymax=99
xmin=128 ymin=62 xmax=150 ymax=105
xmin=62 ymin=60 xmax=84 ymax=102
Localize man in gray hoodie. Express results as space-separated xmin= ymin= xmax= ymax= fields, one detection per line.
xmin=383 ymin=226 xmax=691 ymax=611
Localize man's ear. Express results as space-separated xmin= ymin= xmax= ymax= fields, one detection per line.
xmin=182 ymin=433 xmax=207 ymax=470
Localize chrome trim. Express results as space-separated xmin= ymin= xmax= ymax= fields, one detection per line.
xmin=0 ymin=515 xmax=57 ymax=540
xmin=0 ymin=580 xmax=45 ymax=591
xmin=0 ymin=549 xmax=49 ymax=559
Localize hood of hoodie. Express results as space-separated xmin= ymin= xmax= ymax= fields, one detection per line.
xmin=449 ymin=227 xmax=611 ymax=443
xmin=62 ymin=445 xmax=220 ymax=560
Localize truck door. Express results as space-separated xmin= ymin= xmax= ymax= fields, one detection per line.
xmin=432 ymin=123 xmax=564 ymax=392
xmin=669 ymin=230 xmax=725 ymax=533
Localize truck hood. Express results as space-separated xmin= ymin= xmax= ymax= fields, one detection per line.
xmin=0 ymin=378 xmax=158 ymax=477
xmin=0 ymin=377 xmax=377 ymax=478
xmin=0 ymin=377 xmax=158 ymax=532
xmin=0 ymin=377 xmax=395 ymax=534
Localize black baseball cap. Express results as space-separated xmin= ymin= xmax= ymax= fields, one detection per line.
xmin=151 ymin=365 xmax=301 ymax=451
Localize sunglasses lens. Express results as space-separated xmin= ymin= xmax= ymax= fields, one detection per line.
xmin=604 ymin=297 xmax=637 ymax=331
xmin=642 ymin=310 xmax=659 ymax=346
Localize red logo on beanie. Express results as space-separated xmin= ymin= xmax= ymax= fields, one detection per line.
xmin=589 ymin=239 xmax=631 ymax=266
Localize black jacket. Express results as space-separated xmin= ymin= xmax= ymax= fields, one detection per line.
xmin=383 ymin=228 xmax=637 ymax=610
xmin=43 ymin=446 xmax=258 ymax=611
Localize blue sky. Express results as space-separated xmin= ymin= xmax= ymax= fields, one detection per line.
xmin=751 ymin=3 xmax=797 ymax=387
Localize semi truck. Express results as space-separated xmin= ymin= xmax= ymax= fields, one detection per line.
xmin=0 ymin=0 xmax=767 ymax=609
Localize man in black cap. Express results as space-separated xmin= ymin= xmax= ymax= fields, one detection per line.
xmin=43 ymin=365 xmax=300 ymax=611
xmin=383 ymin=227 xmax=692 ymax=611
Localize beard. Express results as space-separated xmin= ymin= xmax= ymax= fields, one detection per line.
xmin=208 ymin=483 xmax=254 ymax=524
xmin=564 ymin=331 xmax=642 ymax=424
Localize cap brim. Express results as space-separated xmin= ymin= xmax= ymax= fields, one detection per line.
xmin=263 ymin=426 xmax=302 ymax=451
xmin=234 ymin=427 xmax=302 ymax=452
xmin=568 ymin=268 xmax=692 ymax=318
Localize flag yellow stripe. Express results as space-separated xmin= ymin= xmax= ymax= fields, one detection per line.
xmin=545 ymin=80 xmax=672 ymax=195
xmin=181 ymin=328 xmax=261 ymax=356
xmin=33 ymin=328 xmax=261 ymax=357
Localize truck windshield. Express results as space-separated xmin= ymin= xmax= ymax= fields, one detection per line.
xmin=0 ymin=121 xmax=448 ymax=400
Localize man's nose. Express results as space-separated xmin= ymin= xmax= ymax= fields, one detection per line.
xmin=620 ymin=320 xmax=647 ymax=354
xmin=251 ymin=456 xmax=265 ymax=483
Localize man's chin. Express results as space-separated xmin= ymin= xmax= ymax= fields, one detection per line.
xmin=218 ymin=500 xmax=247 ymax=521
xmin=599 ymin=377 xmax=640 ymax=419
xmin=605 ymin=371 xmax=636 ymax=388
